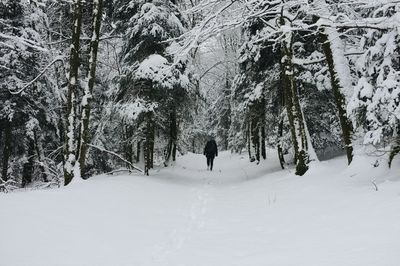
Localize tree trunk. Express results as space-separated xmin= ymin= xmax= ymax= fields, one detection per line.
xmin=260 ymin=97 xmax=266 ymax=160
xmin=33 ymin=130 xmax=47 ymax=182
xmin=249 ymin=98 xmax=266 ymax=162
xmin=22 ymin=138 xmax=35 ymax=188
xmin=164 ymin=109 xmax=177 ymax=166
xmin=64 ymin=0 xmax=83 ymax=186
xmin=250 ymin=114 xmax=260 ymax=162
xmin=319 ymin=32 xmax=354 ymax=164
xmin=311 ymin=0 xmax=354 ymax=165
xmin=389 ymin=144 xmax=400 ymax=168
xmin=1 ymin=122 xmax=12 ymax=182
xmin=277 ymin=75 xmax=286 ymax=169
xmin=144 ymin=112 xmax=155 ymax=175
xmin=389 ymin=128 xmax=400 ymax=168
xmin=172 ymin=142 xmax=177 ymax=162
xmin=261 ymin=124 xmax=266 ymax=160
xmin=124 ymin=124 xmax=134 ymax=166
xmin=136 ymin=140 xmax=142 ymax=163
xmin=277 ymin=115 xmax=285 ymax=169
xmin=280 ymin=12 xmax=309 ymax=175
xmin=247 ymin=122 xmax=253 ymax=161
xmin=78 ymin=0 xmax=104 ymax=175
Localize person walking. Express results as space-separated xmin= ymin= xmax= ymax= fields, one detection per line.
xmin=203 ymin=136 xmax=218 ymax=171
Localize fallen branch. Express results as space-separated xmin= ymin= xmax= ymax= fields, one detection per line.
xmin=0 ymin=178 xmax=19 ymax=193
xmin=106 ymin=168 xmax=133 ymax=175
xmin=87 ymin=143 xmax=144 ymax=173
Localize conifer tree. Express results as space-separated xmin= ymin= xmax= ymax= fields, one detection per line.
xmin=348 ymin=2 xmax=400 ymax=167
xmin=113 ymin=0 xmax=190 ymax=174
xmin=0 ymin=0 xmax=54 ymax=187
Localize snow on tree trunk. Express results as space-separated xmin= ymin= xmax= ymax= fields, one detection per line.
xmin=64 ymin=0 xmax=83 ymax=186
xmin=312 ymin=0 xmax=354 ymax=165
xmin=78 ymin=0 xmax=104 ymax=176
xmin=280 ymin=11 xmax=309 ymax=176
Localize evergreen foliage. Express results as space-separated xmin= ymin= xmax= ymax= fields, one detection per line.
xmin=0 ymin=0 xmax=399 ymax=188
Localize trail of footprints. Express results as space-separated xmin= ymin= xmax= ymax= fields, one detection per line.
xmin=151 ymin=176 xmax=212 ymax=265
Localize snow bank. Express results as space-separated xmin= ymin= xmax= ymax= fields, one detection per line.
xmin=1 ymin=151 xmax=399 ymax=266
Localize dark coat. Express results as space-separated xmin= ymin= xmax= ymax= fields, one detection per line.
xmin=204 ymin=140 xmax=218 ymax=157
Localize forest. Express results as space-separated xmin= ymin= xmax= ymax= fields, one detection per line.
xmin=0 ymin=0 xmax=399 ymax=189
xmin=1 ymin=1 xmax=400 ymax=265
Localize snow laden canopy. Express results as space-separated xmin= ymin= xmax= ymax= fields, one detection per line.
xmin=349 ymin=3 xmax=400 ymax=147
xmin=109 ymin=0 xmax=193 ymax=174
xmin=1 ymin=0 xmax=400 ymax=187
xmin=114 ymin=0 xmax=190 ymax=120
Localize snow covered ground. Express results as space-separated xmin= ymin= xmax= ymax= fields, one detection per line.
xmin=1 ymin=150 xmax=400 ymax=266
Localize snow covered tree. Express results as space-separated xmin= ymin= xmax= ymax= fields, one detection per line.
xmin=179 ymin=0 xmax=314 ymax=174
xmin=230 ymin=17 xmax=275 ymax=162
xmin=63 ymin=0 xmax=83 ymax=185
xmin=113 ymin=0 xmax=190 ymax=174
xmin=0 ymin=0 xmax=58 ymax=188
xmin=62 ymin=0 xmax=107 ymax=185
xmin=348 ymin=2 xmax=400 ymax=167
xmin=78 ymin=0 xmax=104 ymax=175
xmin=308 ymin=0 xmax=355 ymax=164
xmin=279 ymin=7 xmax=310 ymax=175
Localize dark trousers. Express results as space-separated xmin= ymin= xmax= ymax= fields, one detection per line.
xmin=206 ymin=156 xmax=215 ymax=170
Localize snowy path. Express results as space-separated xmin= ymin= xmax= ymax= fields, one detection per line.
xmin=1 ymin=151 xmax=400 ymax=266
xmin=148 ymin=152 xmax=281 ymax=265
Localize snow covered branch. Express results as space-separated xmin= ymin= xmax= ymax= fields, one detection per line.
xmin=0 ymin=33 xmax=48 ymax=52
xmin=8 ymin=56 xmax=65 ymax=95
xmin=86 ymin=144 xmax=144 ymax=173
